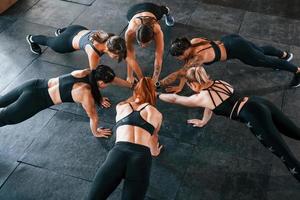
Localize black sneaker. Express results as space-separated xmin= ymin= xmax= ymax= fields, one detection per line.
xmin=164 ymin=6 xmax=175 ymax=26
xmin=54 ymin=28 xmax=61 ymax=36
xmin=26 ymin=35 xmax=41 ymax=55
xmin=290 ymin=73 xmax=300 ymax=88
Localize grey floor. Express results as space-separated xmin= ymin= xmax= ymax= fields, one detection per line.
xmin=0 ymin=0 xmax=300 ymax=199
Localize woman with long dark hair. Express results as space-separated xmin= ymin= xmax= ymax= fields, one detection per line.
xmin=0 ymin=65 xmax=117 ymax=137
xmin=160 ymin=35 xmax=300 ymax=93
xmin=86 ymin=77 xmax=163 ymax=199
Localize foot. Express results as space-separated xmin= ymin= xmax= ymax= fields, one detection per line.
xmin=54 ymin=28 xmax=62 ymax=36
xmin=289 ymin=73 xmax=300 ymax=88
xmin=282 ymin=51 xmax=293 ymax=62
xmin=26 ymin=35 xmax=41 ymax=55
xmin=164 ymin=6 xmax=175 ymax=27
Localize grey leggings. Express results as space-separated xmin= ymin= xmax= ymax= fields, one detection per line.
xmin=31 ymin=25 xmax=88 ymax=53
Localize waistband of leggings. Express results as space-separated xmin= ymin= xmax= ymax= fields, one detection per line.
xmin=39 ymin=79 xmax=54 ymax=107
xmin=115 ymin=141 xmax=151 ymax=154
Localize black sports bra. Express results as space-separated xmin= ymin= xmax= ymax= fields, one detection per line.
xmin=135 ymin=16 xmax=157 ymax=26
xmin=113 ymin=103 xmax=155 ymax=135
xmin=204 ymin=80 xmax=243 ymax=120
xmin=58 ymin=74 xmax=90 ymax=103
xmin=192 ymin=40 xmax=222 ymax=65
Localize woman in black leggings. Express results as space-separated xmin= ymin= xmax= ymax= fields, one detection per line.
xmin=125 ymin=2 xmax=174 ymax=86
xmin=158 ymin=66 xmax=300 ymax=182
xmin=26 ymin=25 xmax=127 ymax=69
xmin=0 ymin=65 xmax=118 ymax=137
xmin=86 ymin=77 xmax=163 ymax=200
xmin=161 ymin=34 xmax=300 ymax=93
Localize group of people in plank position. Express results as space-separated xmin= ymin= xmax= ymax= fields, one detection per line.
xmin=0 ymin=2 xmax=299 ymax=199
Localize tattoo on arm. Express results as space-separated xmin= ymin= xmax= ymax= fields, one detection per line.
xmin=160 ymin=71 xmax=180 ymax=86
xmin=153 ymin=64 xmax=162 ymax=80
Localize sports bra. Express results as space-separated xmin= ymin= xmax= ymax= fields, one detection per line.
xmin=204 ymin=80 xmax=243 ymax=120
xmin=79 ymin=31 xmax=104 ymax=57
xmin=135 ymin=16 xmax=157 ymax=26
xmin=58 ymin=74 xmax=90 ymax=103
xmin=113 ymin=103 xmax=155 ymax=135
xmin=192 ymin=40 xmax=222 ymax=65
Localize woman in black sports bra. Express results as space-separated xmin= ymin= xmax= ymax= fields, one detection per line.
xmin=86 ymin=77 xmax=163 ymax=200
xmin=125 ymin=2 xmax=174 ymax=87
xmin=0 ymin=65 xmax=117 ymax=137
xmin=160 ymin=35 xmax=300 ymax=93
xmin=158 ymin=66 xmax=300 ymax=183
xmin=26 ymin=25 xmax=127 ymax=69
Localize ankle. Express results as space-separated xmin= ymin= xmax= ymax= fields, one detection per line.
xmin=281 ymin=51 xmax=287 ymax=59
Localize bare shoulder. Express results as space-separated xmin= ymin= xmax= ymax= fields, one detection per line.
xmin=71 ymin=69 xmax=90 ymax=78
xmin=191 ymin=37 xmax=206 ymax=44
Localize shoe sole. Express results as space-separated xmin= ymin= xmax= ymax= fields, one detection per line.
xmin=287 ymin=53 xmax=294 ymax=62
xmin=26 ymin=35 xmax=40 ymax=55
xmin=291 ymin=83 xmax=300 ymax=88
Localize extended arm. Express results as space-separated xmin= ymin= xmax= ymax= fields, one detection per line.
xmin=87 ymin=50 xmax=100 ymax=70
xmin=152 ymin=27 xmax=164 ymax=83
xmin=125 ymin=31 xmax=143 ymax=82
xmin=81 ymin=91 xmax=112 ymax=137
xmin=158 ymin=93 xmax=202 ymax=107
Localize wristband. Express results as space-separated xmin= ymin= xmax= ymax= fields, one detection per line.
xmin=155 ymin=81 xmax=161 ymax=89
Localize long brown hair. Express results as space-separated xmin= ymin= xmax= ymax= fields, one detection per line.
xmin=89 ymin=31 xmax=114 ymax=43
xmin=132 ymin=77 xmax=156 ymax=106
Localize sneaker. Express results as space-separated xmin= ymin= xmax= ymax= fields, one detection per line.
xmin=164 ymin=6 xmax=175 ymax=26
xmin=289 ymin=73 xmax=300 ymax=88
xmin=54 ymin=28 xmax=62 ymax=36
xmin=26 ymin=35 xmax=41 ymax=55
xmin=282 ymin=52 xmax=293 ymax=62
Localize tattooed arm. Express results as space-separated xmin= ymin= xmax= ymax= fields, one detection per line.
xmin=153 ymin=25 xmax=164 ymax=83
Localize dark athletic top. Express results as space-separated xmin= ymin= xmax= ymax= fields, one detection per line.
xmin=204 ymin=80 xmax=242 ymax=120
xmin=79 ymin=31 xmax=104 ymax=57
xmin=192 ymin=40 xmax=221 ymax=65
xmin=114 ymin=103 xmax=155 ymax=135
xmin=127 ymin=2 xmax=167 ymax=21
xmin=59 ymin=74 xmax=90 ymax=103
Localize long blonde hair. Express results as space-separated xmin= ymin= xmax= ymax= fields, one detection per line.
xmin=186 ymin=66 xmax=212 ymax=89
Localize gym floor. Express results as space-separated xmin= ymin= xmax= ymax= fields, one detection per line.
xmin=0 ymin=0 xmax=300 ymax=199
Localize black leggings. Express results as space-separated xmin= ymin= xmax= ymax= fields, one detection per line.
xmin=238 ymin=96 xmax=300 ymax=181
xmin=127 ymin=2 xmax=168 ymax=21
xmin=0 ymin=79 xmax=54 ymax=126
xmin=86 ymin=142 xmax=152 ymax=200
xmin=31 ymin=25 xmax=88 ymax=53
xmin=221 ymin=34 xmax=298 ymax=73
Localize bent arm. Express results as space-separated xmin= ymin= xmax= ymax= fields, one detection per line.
xmin=81 ymin=92 xmax=100 ymax=136
xmin=202 ymin=107 xmax=213 ymax=124
xmin=87 ymin=51 xmax=100 ymax=70
xmin=112 ymin=76 xmax=132 ymax=88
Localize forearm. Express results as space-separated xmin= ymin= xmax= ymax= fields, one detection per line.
xmin=127 ymin=59 xmax=143 ymax=79
xmin=112 ymin=76 xmax=132 ymax=88
xmin=160 ymin=71 xmax=180 ymax=86
xmin=202 ymin=108 xmax=213 ymax=123
xmin=152 ymin=55 xmax=163 ymax=82
xmin=89 ymin=117 xmax=99 ymax=136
